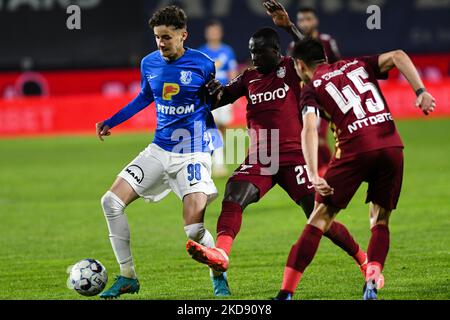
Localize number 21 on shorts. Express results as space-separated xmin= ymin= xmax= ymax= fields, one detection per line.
xmin=187 ymin=163 xmax=202 ymax=182
xmin=295 ymin=165 xmax=311 ymax=185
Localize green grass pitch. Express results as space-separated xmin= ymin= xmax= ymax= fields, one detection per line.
xmin=0 ymin=118 xmax=449 ymax=300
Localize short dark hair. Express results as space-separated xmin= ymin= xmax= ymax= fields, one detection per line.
xmin=251 ymin=27 xmax=281 ymax=51
xmin=205 ymin=19 xmax=222 ymax=29
xmin=149 ymin=5 xmax=187 ymax=29
xmin=292 ymin=38 xmax=326 ymax=66
xmin=297 ymin=6 xmax=317 ymax=15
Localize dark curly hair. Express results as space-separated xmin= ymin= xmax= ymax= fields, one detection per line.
xmin=292 ymin=38 xmax=326 ymax=66
xmin=149 ymin=5 xmax=187 ymax=29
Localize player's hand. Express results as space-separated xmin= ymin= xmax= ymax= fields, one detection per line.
xmin=416 ymin=91 xmax=435 ymax=115
xmin=206 ymin=78 xmax=223 ymax=97
xmin=96 ymin=121 xmax=111 ymax=141
xmin=262 ymin=0 xmax=292 ymax=29
xmin=311 ymin=176 xmax=334 ymax=197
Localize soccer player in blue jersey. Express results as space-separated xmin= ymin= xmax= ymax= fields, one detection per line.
xmin=95 ymin=5 xmax=230 ymax=299
xmin=198 ymin=20 xmax=238 ymax=177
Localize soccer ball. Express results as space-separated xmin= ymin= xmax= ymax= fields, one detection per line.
xmin=67 ymin=259 xmax=108 ymax=296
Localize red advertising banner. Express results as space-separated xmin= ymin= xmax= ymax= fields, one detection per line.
xmin=0 ymin=81 xmax=448 ymax=137
xmin=1 ymin=54 xmax=449 ymax=99
xmin=0 ymin=69 xmax=141 ymax=98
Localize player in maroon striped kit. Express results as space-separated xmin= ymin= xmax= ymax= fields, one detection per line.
xmin=185 ymin=2 xmax=374 ymax=296
xmin=275 ymin=38 xmax=435 ymax=300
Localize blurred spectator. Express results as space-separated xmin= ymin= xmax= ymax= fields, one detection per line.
xmin=198 ymin=20 xmax=238 ymax=177
xmin=288 ymin=7 xmax=341 ymax=63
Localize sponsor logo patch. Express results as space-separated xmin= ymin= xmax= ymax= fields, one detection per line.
xmin=125 ymin=165 xmax=144 ymax=184
xmin=162 ymin=83 xmax=180 ymax=100
xmin=180 ymin=70 xmax=192 ymax=85
xmin=277 ymin=66 xmax=286 ymax=78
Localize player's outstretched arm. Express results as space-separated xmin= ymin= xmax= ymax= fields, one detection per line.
xmin=302 ymin=109 xmax=334 ymax=196
xmin=95 ymin=92 xmax=153 ymax=141
xmin=262 ymin=0 xmax=304 ymax=42
xmin=378 ymin=50 xmax=436 ymax=115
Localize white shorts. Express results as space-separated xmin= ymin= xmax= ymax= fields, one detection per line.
xmin=118 ymin=143 xmax=218 ymax=204
xmin=212 ymin=104 xmax=233 ymax=126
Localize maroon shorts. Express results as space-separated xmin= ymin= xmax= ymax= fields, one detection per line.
xmin=318 ymin=144 xmax=331 ymax=177
xmin=316 ymin=147 xmax=404 ymax=210
xmin=228 ymin=157 xmax=314 ymax=203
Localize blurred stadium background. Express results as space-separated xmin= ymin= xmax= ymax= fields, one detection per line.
xmin=0 ymin=1 xmax=449 ymax=300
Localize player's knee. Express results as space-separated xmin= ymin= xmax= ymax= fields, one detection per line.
xmin=101 ymin=191 xmax=126 ymax=218
xmin=184 ymin=223 xmax=205 ymax=241
xmin=369 ymin=203 xmax=391 ymax=228
xmin=371 ymin=212 xmax=390 ymax=228
xmin=223 ymin=181 xmax=259 ymax=210
xmin=308 ymin=203 xmax=339 ymax=232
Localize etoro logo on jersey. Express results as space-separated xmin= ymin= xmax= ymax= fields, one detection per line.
xmin=162 ymin=83 xmax=180 ymax=100
xmin=249 ymin=83 xmax=290 ymax=104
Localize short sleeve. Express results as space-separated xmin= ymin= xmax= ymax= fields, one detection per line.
xmin=358 ymin=55 xmax=388 ymax=80
xmin=300 ymin=82 xmax=321 ymax=117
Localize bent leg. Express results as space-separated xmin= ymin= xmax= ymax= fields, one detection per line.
xmin=279 ymin=204 xmax=337 ymax=297
xmin=101 ymin=177 xmax=139 ymax=279
xmin=182 ymin=192 xmax=220 ymax=269
xmin=278 ymin=163 xmax=366 ymax=265
xmin=295 ymin=188 xmax=366 ymax=266
xmin=324 ymin=219 xmax=367 ymax=266
xmin=183 ymin=192 xmax=232 ymax=296
xmin=183 ymin=192 xmax=216 ymax=249
xmin=216 ymin=180 xmax=262 ymax=256
xmin=307 ymin=205 xmax=368 ymax=271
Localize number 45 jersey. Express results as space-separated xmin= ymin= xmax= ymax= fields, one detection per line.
xmin=300 ymin=55 xmax=404 ymax=159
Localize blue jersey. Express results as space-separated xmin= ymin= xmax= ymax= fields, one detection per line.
xmin=104 ymin=48 xmax=221 ymax=153
xmin=197 ymin=44 xmax=237 ymax=85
